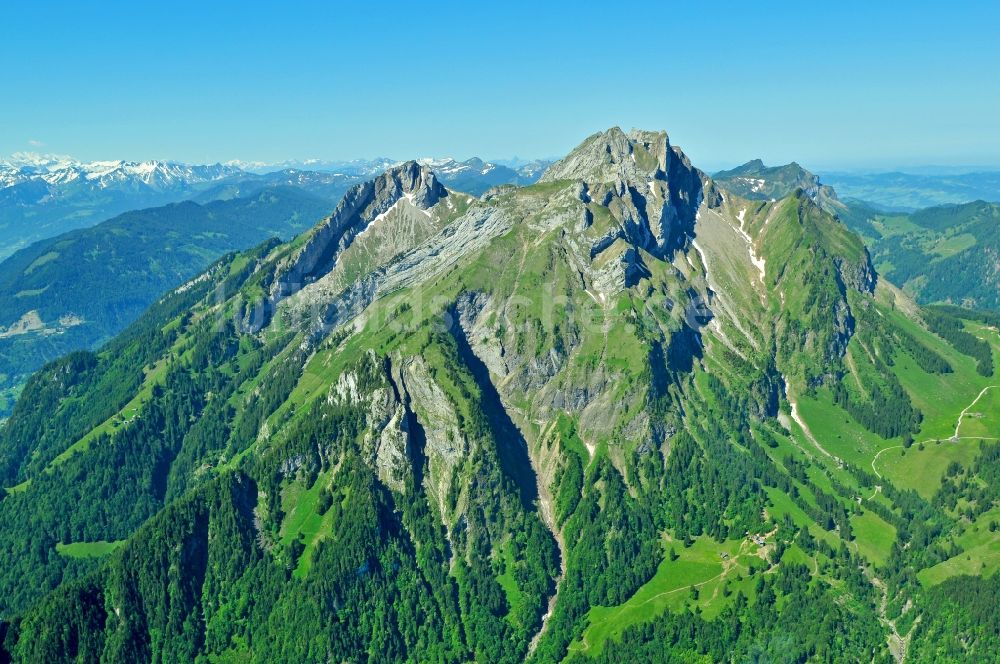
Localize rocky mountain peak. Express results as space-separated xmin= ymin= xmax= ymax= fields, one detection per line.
xmin=368 ymin=160 xmax=446 ymax=210
xmin=539 ymin=127 xmax=673 ymax=184
xmin=240 ymin=161 xmax=446 ymax=332
xmin=542 ymin=127 xmax=708 ymax=259
xmin=712 ymin=159 xmax=843 ymax=212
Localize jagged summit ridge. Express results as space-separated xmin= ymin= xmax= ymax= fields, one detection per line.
xmin=241 ymin=161 xmax=446 ymax=332
xmin=544 ymin=127 xmax=710 ymax=258
xmin=289 ymin=160 xmax=445 ymax=279
xmin=540 ymin=127 xmax=673 ymax=184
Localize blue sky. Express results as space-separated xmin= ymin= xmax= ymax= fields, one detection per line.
xmin=3 ymin=0 xmax=998 ymax=170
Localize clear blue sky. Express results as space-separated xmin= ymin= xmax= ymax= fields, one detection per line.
xmin=3 ymin=0 xmax=998 ymax=170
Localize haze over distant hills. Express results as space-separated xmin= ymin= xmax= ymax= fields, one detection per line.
xmin=820 ymin=169 xmax=1000 ymax=211
xmin=0 ymin=153 xmax=550 ymax=259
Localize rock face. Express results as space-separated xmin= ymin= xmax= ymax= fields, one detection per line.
xmin=276 ymin=204 xmax=512 ymax=344
xmin=328 ymin=351 xmax=412 ymax=493
xmin=541 ymin=127 xmax=707 ymax=258
xmin=241 ymin=162 xmax=446 ymax=332
xmin=837 ymin=248 xmax=877 ymax=295
xmin=323 ymin=348 xmax=471 ymax=503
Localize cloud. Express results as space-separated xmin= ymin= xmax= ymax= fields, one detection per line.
xmin=27 ymin=139 xmax=44 ymax=147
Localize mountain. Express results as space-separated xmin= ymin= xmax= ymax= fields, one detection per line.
xmin=839 ymin=199 xmax=1000 ymax=310
xmin=0 ymin=154 xmax=249 ymax=259
xmin=822 ymin=170 xmax=1000 ymax=211
xmin=0 ymin=128 xmax=998 ymax=663
xmin=0 ymin=154 xmax=550 ymax=419
xmin=0 ymin=186 xmax=333 ymax=417
xmin=225 ymin=157 xmax=398 ymax=177
xmin=713 ymin=163 xmax=1000 ymax=313
xmin=417 ymin=157 xmax=550 ymax=195
xmin=714 ymin=159 xmax=843 ymax=211
xmin=188 ymin=168 xmax=364 ymax=204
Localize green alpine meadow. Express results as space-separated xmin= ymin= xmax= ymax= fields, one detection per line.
xmin=0 ymin=127 xmax=998 ymax=662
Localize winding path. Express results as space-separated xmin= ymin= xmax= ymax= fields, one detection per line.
xmin=870 ymin=385 xmax=999 ymax=481
xmin=953 ymin=385 xmax=995 ymax=439
xmin=573 ymin=538 xmax=774 ymax=654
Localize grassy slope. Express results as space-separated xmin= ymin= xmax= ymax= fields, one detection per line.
xmin=559 ymin=288 xmax=1000 ymax=654
xmin=55 ymin=540 xmax=124 ymax=559
xmin=568 ymin=534 xmax=767 ymax=657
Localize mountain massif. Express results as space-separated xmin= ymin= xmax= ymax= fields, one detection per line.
xmin=0 ymin=128 xmax=997 ymax=663
xmin=0 ymin=155 xmax=550 ymax=418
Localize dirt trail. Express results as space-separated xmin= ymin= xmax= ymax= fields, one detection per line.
xmin=953 ymin=385 xmax=995 ymax=439
xmin=871 ymin=385 xmax=1000 ymax=480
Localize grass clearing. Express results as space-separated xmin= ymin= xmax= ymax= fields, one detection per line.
xmin=280 ymin=468 xmax=339 ymax=578
xmin=55 ymin=540 xmax=124 ymax=559
xmin=877 ymin=438 xmax=983 ymax=500
xmin=850 ymin=511 xmax=895 ymax=567
xmin=51 ymin=351 xmax=175 ymax=468
xmin=918 ymin=538 xmax=1000 ymax=586
xmin=568 ymin=534 xmax=764 ymax=657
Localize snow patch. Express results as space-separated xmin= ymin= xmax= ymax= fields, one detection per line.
xmin=734 ymin=208 xmax=766 ymax=284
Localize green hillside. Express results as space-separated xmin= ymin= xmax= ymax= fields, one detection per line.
xmin=717 ymin=164 xmax=1000 ymax=314
xmin=840 ymin=200 xmax=1000 ymax=310
xmin=0 ymin=186 xmax=333 ymax=418
xmin=0 ymin=131 xmax=997 ymax=663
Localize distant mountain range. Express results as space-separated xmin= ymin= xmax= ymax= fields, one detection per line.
xmin=223 ymin=157 xmax=398 ymax=177
xmin=415 ymin=157 xmax=549 ymax=195
xmin=0 ymin=154 xmax=246 ymax=259
xmin=0 ymin=153 xmax=550 ymax=259
xmin=227 ymin=155 xmax=550 ymax=195
xmin=227 ymin=155 xmax=552 ymax=183
xmin=0 ymin=152 xmax=242 ymax=190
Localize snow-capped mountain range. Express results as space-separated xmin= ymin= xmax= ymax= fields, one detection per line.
xmin=224 ymin=155 xmax=551 ymax=184
xmin=222 ymin=157 xmax=398 ymax=178
xmin=0 ymin=153 xmax=243 ymax=190
xmin=0 ymin=152 xmax=550 ymax=260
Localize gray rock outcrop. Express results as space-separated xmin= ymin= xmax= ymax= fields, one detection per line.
xmin=241 ymin=162 xmax=445 ymax=332
xmin=541 ymin=127 xmax=706 ymax=259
